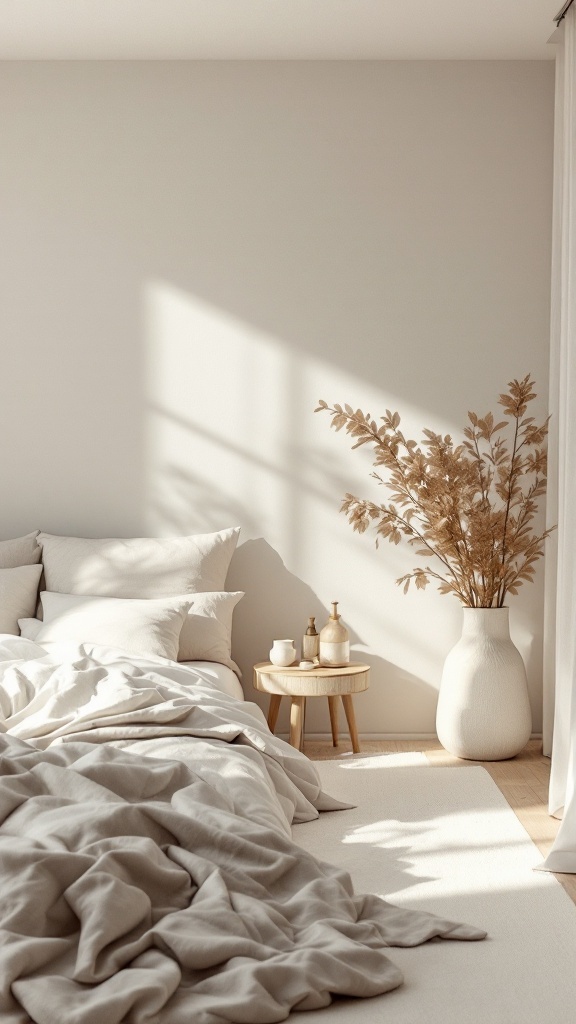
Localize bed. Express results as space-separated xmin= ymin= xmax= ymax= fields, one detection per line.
xmin=0 ymin=530 xmax=485 ymax=1024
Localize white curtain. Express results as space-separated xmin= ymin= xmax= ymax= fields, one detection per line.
xmin=541 ymin=5 xmax=576 ymax=873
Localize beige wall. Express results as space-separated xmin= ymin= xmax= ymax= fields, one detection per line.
xmin=0 ymin=61 xmax=554 ymax=735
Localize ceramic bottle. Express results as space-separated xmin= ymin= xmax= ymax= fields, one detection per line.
xmin=319 ymin=602 xmax=350 ymax=667
xmin=302 ymin=617 xmax=319 ymax=661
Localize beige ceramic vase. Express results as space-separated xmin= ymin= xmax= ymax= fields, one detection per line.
xmin=319 ymin=602 xmax=350 ymax=667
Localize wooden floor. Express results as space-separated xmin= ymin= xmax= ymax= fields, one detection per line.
xmin=304 ymin=736 xmax=576 ymax=904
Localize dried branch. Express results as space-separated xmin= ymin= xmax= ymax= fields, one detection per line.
xmin=315 ymin=375 xmax=555 ymax=607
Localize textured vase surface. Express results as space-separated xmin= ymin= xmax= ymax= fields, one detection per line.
xmin=436 ymin=607 xmax=532 ymax=761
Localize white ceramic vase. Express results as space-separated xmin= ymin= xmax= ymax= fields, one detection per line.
xmin=269 ymin=639 xmax=296 ymax=667
xmin=436 ymin=607 xmax=532 ymax=761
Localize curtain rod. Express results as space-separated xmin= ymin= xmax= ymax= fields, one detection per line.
xmin=555 ymin=0 xmax=575 ymax=24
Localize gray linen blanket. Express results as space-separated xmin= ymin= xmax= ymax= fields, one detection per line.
xmin=0 ymin=638 xmax=486 ymax=1023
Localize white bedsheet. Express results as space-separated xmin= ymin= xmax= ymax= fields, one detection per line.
xmin=179 ymin=659 xmax=244 ymax=701
xmin=0 ymin=636 xmax=485 ymax=1023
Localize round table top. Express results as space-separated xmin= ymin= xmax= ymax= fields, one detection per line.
xmin=253 ymin=661 xmax=370 ymax=676
xmin=253 ymin=661 xmax=370 ymax=696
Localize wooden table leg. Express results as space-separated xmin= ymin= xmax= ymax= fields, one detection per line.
xmin=267 ymin=694 xmax=282 ymax=733
xmin=328 ymin=695 xmax=339 ymax=747
xmin=342 ymin=694 xmax=360 ymax=753
xmin=289 ymin=696 xmax=306 ymax=750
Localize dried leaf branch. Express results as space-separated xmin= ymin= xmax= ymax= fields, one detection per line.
xmin=315 ymin=375 xmax=554 ymax=607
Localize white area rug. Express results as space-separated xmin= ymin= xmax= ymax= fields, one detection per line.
xmin=292 ymin=753 xmax=576 ymax=1024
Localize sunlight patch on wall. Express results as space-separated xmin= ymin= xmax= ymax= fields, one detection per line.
xmin=144 ymin=281 xmax=297 ymax=544
xmin=143 ymin=280 xmax=414 ymax=579
xmin=144 ymin=280 xmax=463 ymax=700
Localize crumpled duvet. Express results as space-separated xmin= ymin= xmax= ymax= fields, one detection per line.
xmin=0 ymin=636 xmax=486 ymax=1024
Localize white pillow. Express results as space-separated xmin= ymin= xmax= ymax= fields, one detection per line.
xmin=25 ymin=591 xmax=244 ymax=671
xmin=0 ymin=531 xmax=41 ymax=568
xmin=0 ymin=565 xmax=43 ymax=634
xmin=179 ymin=591 xmax=244 ymax=672
xmin=18 ymin=617 xmax=43 ymax=641
xmin=38 ymin=528 xmax=240 ymax=598
xmin=35 ymin=592 xmax=192 ymax=662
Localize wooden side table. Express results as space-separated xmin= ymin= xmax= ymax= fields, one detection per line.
xmin=253 ymin=662 xmax=370 ymax=753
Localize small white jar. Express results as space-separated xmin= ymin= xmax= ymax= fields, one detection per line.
xmin=269 ymin=639 xmax=296 ymax=667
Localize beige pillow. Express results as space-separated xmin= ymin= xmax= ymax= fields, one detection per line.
xmin=0 ymin=531 xmax=41 ymax=568
xmin=36 ymin=591 xmax=192 ymax=662
xmin=0 ymin=565 xmax=43 ymax=634
xmin=179 ymin=591 xmax=244 ymax=672
xmin=38 ymin=528 xmax=239 ymax=597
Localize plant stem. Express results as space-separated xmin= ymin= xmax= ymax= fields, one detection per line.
xmin=383 ymin=506 xmax=469 ymax=600
xmin=497 ymin=413 xmax=520 ymax=606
